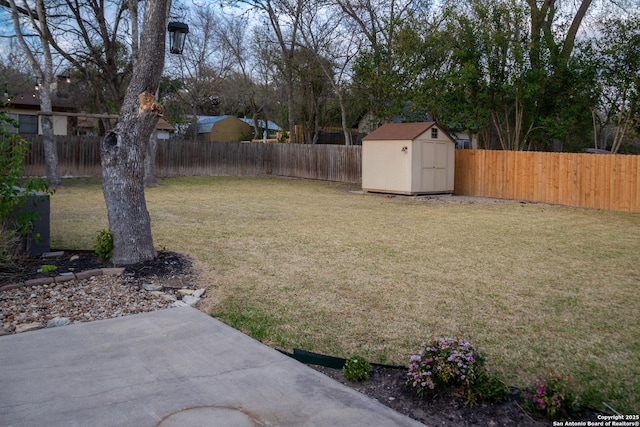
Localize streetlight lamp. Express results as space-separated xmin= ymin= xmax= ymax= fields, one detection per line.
xmin=167 ymin=21 xmax=189 ymax=54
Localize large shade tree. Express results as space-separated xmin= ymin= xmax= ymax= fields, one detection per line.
xmin=101 ymin=0 xmax=172 ymax=265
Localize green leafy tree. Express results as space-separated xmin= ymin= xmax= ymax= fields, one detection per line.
xmin=594 ymin=16 xmax=640 ymax=153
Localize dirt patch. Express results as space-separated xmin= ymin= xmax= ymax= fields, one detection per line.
xmin=310 ymin=364 xmax=605 ymax=426
xmin=414 ymin=194 xmax=523 ymax=204
xmin=311 ymin=364 xmax=545 ymax=426
xmin=0 ymin=250 xmax=194 ymax=288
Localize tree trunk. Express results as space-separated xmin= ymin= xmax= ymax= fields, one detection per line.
xmin=144 ymin=131 xmax=159 ymax=187
xmin=337 ymin=93 xmax=352 ymax=146
xmin=101 ymin=0 xmax=168 ymax=265
xmin=286 ymin=70 xmax=297 ymax=144
xmin=7 ymin=0 xmax=61 ymax=186
xmin=40 ymin=112 xmax=61 ymax=187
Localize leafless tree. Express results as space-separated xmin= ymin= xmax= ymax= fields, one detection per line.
xmin=6 ymin=0 xmax=61 ymax=186
xmin=300 ymin=1 xmax=360 ymax=144
xmin=231 ymin=0 xmax=305 ymax=143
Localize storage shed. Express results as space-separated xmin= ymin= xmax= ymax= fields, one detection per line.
xmin=362 ymin=122 xmax=455 ymax=195
xmin=197 ymin=115 xmax=252 ymax=142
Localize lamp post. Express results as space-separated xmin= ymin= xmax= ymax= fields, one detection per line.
xmin=167 ymin=21 xmax=189 ymax=54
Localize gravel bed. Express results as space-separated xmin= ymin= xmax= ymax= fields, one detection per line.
xmin=0 ymin=251 xmax=202 ymax=335
xmin=0 ymin=275 xmax=184 ymax=334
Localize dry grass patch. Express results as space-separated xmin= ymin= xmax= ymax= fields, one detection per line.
xmin=50 ymin=176 xmax=640 ymax=412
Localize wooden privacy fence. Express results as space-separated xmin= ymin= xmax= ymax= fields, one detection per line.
xmin=455 ymin=150 xmax=640 ymax=213
xmin=22 ymin=136 xmax=363 ymax=184
xmin=22 ymin=137 xmax=640 ymax=213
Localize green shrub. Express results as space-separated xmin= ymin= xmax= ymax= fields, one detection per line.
xmin=40 ymin=264 xmax=57 ymax=273
xmin=0 ymin=105 xmax=51 ymax=263
xmin=343 ymin=355 xmax=372 ymax=382
xmin=406 ymin=337 xmax=507 ymax=405
xmin=522 ymin=375 xmax=580 ymax=419
xmin=0 ymin=223 xmax=20 ymax=266
xmin=94 ymin=229 xmax=114 ymax=261
xmin=472 ymin=369 xmax=509 ymax=403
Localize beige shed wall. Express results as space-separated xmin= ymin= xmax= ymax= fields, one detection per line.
xmin=362 ymin=139 xmax=413 ymax=193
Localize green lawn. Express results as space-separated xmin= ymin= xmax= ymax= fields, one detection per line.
xmin=50 ymin=176 xmax=640 ymax=413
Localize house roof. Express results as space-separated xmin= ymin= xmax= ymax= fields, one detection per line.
xmin=196 ymin=115 xmax=234 ymax=134
xmin=75 ymin=115 xmax=174 ymax=132
xmin=3 ymin=91 xmax=76 ymax=112
xmin=238 ymin=117 xmax=282 ymax=132
xmin=156 ymin=117 xmax=175 ymax=131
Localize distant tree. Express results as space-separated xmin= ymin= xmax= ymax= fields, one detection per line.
xmin=216 ymin=13 xmax=277 ymax=138
xmin=342 ymin=0 xmax=432 ymax=124
xmin=523 ymin=0 xmax=598 ymax=150
xmin=165 ymin=2 xmax=230 ymax=139
xmin=43 ymin=0 xmax=134 ymax=133
xmin=230 ymin=0 xmax=305 ymax=143
xmin=299 ymin=0 xmax=360 ymax=144
xmin=6 ymin=0 xmax=61 ymax=186
xmin=593 ymin=16 xmax=640 ymax=153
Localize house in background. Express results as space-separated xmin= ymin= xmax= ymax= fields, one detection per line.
xmin=197 ymin=115 xmax=252 ymax=142
xmin=2 ymin=91 xmax=75 ymax=135
xmin=76 ymin=116 xmax=174 ymax=139
xmin=238 ymin=117 xmax=282 ymax=139
xmin=3 ymin=91 xmax=174 ymax=138
xmin=154 ymin=118 xmax=175 ymax=140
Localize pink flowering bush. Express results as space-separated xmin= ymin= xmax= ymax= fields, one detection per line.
xmin=406 ymin=338 xmax=507 ymax=405
xmin=522 ymin=376 xmax=579 ymax=419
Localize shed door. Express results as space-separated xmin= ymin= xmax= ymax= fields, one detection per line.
xmin=421 ymin=141 xmax=449 ymax=192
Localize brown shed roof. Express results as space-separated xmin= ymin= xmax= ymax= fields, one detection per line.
xmin=363 ymin=122 xmax=444 ymax=141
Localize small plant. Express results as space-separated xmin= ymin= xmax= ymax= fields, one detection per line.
xmin=471 ymin=369 xmax=509 ymax=403
xmin=406 ymin=337 xmax=507 ymax=405
xmin=94 ymin=229 xmax=114 ymax=261
xmin=0 ymin=106 xmax=51 ymax=263
xmin=40 ymin=264 xmax=57 ymax=273
xmin=522 ymin=375 xmax=580 ymax=419
xmin=343 ymin=355 xmax=372 ymax=382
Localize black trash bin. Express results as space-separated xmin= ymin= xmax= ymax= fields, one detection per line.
xmin=10 ymin=188 xmax=51 ymax=256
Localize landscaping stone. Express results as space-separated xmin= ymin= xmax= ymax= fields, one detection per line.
xmin=41 ymin=251 xmax=64 ymax=258
xmin=47 ymin=317 xmax=70 ymax=327
xmin=182 ymin=295 xmax=200 ymax=306
xmin=24 ymin=277 xmax=54 ymax=287
xmin=143 ymin=283 xmax=163 ymax=291
xmin=15 ymin=322 xmax=45 ymax=333
xmin=74 ymin=269 xmax=103 ymax=280
xmin=170 ymin=301 xmax=189 ymax=308
xmin=54 ymin=275 xmax=76 ymax=284
xmin=160 ymin=293 xmax=177 ymax=302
